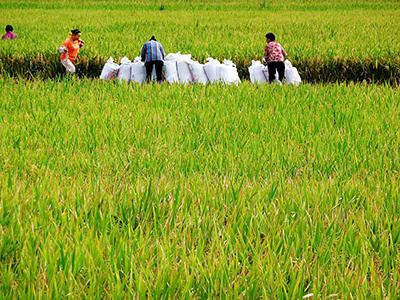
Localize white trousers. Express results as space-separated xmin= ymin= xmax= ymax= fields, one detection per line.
xmin=61 ymin=59 xmax=76 ymax=73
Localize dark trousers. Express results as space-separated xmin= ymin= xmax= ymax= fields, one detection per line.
xmin=268 ymin=61 xmax=285 ymax=83
xmin=145 ymin=60 xmax=164 ymax=82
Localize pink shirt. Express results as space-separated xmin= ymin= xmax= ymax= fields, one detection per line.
xmin=2 ymin=32 xmax=18 ymax=40
xmin=264 ymin=41 xmax=287 ymax=63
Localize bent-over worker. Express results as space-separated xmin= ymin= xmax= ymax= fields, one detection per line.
xmin=141 ymin=36 xmax=165 ymax=83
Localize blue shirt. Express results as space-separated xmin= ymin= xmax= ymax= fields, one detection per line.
xmin=141 ymin=40 xmax=165 ymax=63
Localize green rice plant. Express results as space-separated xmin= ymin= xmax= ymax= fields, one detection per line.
xmin=0 ymin=0 xmax=399 ymax=83
xmin=0 ymin=77 xmax=399 ymax=298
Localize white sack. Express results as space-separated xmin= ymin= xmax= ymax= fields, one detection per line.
xmin=100 ymin=57 xmax=120 ymax=80
xmin=118 ymin=64 xmax=131 ymax=83
xmin=165 ymin=51 xmax=192 ymax=63
xmin=284 ymin=60 xmax=293 ymax=69
xmin=284 ymin=60 xmax=301 ymax=86
xmin=164 ymin=52 xmax=180 ymax=83
xmin=248 ymin=60 xmax=267 ymax=84
xmin=164 ymin=52 xmax=194 ymax=84
xmin=130 ymin=61 xmax=146 ymax=84
xmin=118 ymin=56 xmax=132 ymax=83
xmin=204 ymin=58 xmax=221 ymax=84
xmin=176 ymin=60 xmax=193 ymax=84
xmin=151 ymin=65 xmax=157 ymax=81
xmin=219 ymin=59 xmax=241 ymax=85
xmin=189 ymin=62 xmax=208 ymax=85
xmin=179 ymin=53 xmax=192 ymax=63
xmin=164 ymin=61 xmax=179 ymax=83
xmin=164 ymin=51 xmax=181 ymax=61
xmin=130 ymin=56 xmax=158 ymax=82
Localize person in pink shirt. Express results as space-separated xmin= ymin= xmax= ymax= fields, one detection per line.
xmin=2 ymin=25 xmax=18 ymax=40
xmin=264 ymin=32 xmax=287 ymax=83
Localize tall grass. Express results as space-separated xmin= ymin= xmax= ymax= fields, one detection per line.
xmin=0 ymin=78 xmax=399 ymax=298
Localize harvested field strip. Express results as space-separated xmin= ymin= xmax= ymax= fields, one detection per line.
xmin=1 ymin=53 xmax=399 ymax=84
xmin=1 ymin=0 xmax=399 ymax=84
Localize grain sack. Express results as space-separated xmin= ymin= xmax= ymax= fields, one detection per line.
xmin=130 ymin=59 xmax=146 ymax=84
xmin=118 ymin=56 xmax=132 ymax=83
xmin=179 ymin=53 xmax=192 ymax=63
xmin=248 ymin=60 xmax=267 ymax=84
xmin=204 ymin=58 xmax=220 ymax=84
xmin=100 ymin=57 xmax=120 ymax=80
xmin=219 ymin=59 xmax=240 ymax=85
xmin=165 ymin=52 xmax=194 ymax=84
xmin=151 ymin=65 xmax=157 ymax=81
xmin=176 ymin=60 xmax=193 ymax=84
xmin=164 ymin=51 xmax=182 ymax=61
xmin=164 ymin=61 xmax=179 ymax=83
xmin=189 ymin=62 xmax=208 ymax=85
xmin=284 ymin=60 xmax=301 ymax=86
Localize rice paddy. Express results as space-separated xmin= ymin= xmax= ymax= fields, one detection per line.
xmin=1 ymin=0 xmax=400 ymax=299
xmin=1 ymin=0 xmax=399 ymax=83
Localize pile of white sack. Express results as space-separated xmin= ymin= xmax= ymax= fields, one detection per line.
xmin=248 ymin=60 xmax=301 ymax=86
xmin=100 ymin=55 xmax=300 ymax=85
xmin=164 ymin=52 xmax=240 ymax=86
xmin=100 ymin=52 xmax=241 ymax=85
xmin=100 ymin=56 xmax=153 ymax=84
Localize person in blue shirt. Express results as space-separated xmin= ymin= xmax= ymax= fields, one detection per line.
xmin=141 ymin=36 xmax=166 ymax=83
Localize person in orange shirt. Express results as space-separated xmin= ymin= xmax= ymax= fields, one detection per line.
xmin=59 ymin=29 xmax=85 ymax=74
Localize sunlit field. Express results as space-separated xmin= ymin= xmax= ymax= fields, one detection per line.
xmin=1 ymin=0 xmax=399 ymax=82
xmin=1 ymin=0 xmax=400 ymax=299
xmin=1 ymin=78 xmax=399 ymax=298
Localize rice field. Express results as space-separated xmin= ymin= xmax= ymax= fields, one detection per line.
xmin=0 ymin=0 xmax=399 ymax=82
xmin=1 ymin=0 xmax=400 ymax=299
xmin=1 ymin=78 xmax=400 ymax=298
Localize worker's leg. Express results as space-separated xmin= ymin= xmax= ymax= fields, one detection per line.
xmin=277 ymin=61 xmax=285 ymax=82
xmin=268 ymin=62 xmax=277 ymax=83
xmin=61 ymin=59 xmax=76 ymax=73
xmin=144 ymin=61 xmax=154 ymax=83
xmin=154 ymin=60 xmax=164 ymax=82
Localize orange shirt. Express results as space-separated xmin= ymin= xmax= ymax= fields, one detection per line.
xmin=60 ymin=38 xmax=79 ymax=62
